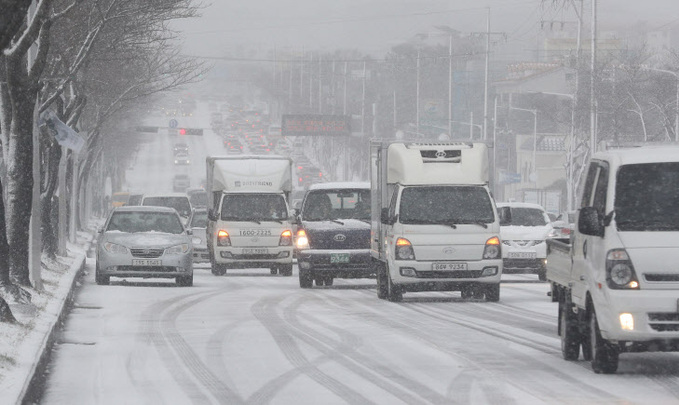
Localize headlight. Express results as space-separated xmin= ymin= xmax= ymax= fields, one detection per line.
xmin=192 ymin=237 xmax=202 ymax=245
xmin=606 ymin=249 xmax=639 ymax=289
xmin=103 ymin=242 xmax=129 ymax=254
xmin=296 ymin=229 xmax=309 ymax=249
xmin=483 ymin=237 xmax=501 ymax=259
xmin=395 ymin=238 xmax=415 ymax=260
xmin=166 ymin=244 xmax=190 ymax=255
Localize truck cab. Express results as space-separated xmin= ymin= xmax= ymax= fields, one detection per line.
xmin=370 ymin=141 xmax=502 ymax=302
xmin=547 ymin=144 xmax=679 ymax=373
xmin=206 ymin=156 xmax=294 ymax=276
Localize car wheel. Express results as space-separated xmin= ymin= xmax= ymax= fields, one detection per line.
xmin=323 ymin=275 xmax=334 ymax=286
xmin=461 ymin=288 xmax=473 ymax=299
xmin=299 ymin=268 xmax=313 ymax=288
xmin=280 ymin=264 xmax=293 ymax=277
xmin=538 ymin=268 xmax=547 ymax=282
xmin=559 ymin=299 xmax=581 ymax=361
xmin=376 ymin=261 xmax=387 ymax=299
xmin=386 ymin=266 xmax=403 ymax=302
xmin=270 ymin=267 xmax=278 ymax=275
xmin=484 ymin=284 xmax=500 ymax=302
xmin=314 ymin=277 xmax=324 ymax=287
xmin=177 ymin=275 xmax=193 ymax=287
xmin=590 ymin=307 xmax=619 ymax=374
xmin=95 ymin=266 xmax=109 ymax=286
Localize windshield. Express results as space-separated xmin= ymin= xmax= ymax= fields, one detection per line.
xmin=106 ymin=212 xmax=184 ymax=234
xmin=190 ymin=211 xmax=208 ymax=228
xmin=142 ymin=196 xmax=191 ymax=217
xmin=302 ymin=189 xmax=370 ymax=221
xmin=189 ymin=191 xmax=207 ymax=207
xmin=399 ymin=186 xmax=495 ymax=224
xmin=615 ymin=162 xmax=679 ymax=231
xmin=220 ymin=194 xmax=288 ymax=222
xmin=498 ymin=207 xmax=548 ymax=226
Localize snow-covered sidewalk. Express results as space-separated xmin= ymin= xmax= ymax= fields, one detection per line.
xmin=0 ymin=225 xmax=97 ymax=404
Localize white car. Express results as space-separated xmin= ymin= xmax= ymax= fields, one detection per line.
xmin=496 ymin=202 xmax=553 ymax=281
xmin=174 ymin=152 xmax=190 ymax=165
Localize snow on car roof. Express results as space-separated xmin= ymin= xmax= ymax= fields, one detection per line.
xmin=308 ymin=182 xmax=370 ymax=190
xmin=113 ymin=206 xmax=177 ymax=213
xmin=594 ymin=144 xmax=679 ymax=165
xmin=496 ymin=202 xmax=546 ymax=210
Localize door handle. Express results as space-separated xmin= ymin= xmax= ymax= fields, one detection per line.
xmin=583 ymin=240 xmax=588 ymax=259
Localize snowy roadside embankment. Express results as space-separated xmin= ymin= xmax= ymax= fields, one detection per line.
xmin=0 ymin=228 xmax=95 ymax=405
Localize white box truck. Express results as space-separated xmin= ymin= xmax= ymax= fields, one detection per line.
xmin=370 ymin=141 xmax=502 ymax=302
xmin=546 ymin=144 xmax=679 ymax=373
xmin=206 ymin=155 xmax=294 ymax=276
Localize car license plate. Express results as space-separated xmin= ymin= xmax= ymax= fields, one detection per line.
xmin=330 ymin=253 xmax=350 ymax=264
xmin=507 ymin=252 xmax=537 ymax=259
xmin=432 ymin=262 xmax=468 ymax=271
xmin=239 ymin=229 xmax=272 ymax=236
xmin=243 ymin=248 xmax=268 ymax=254
xmin=132 ymin=259 xmax=162 ymax=266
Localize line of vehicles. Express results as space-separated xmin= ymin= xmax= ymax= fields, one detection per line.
xmin=99 ymin=137 xmax=679 ymax=374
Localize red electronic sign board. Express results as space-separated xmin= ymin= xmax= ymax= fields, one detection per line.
xmin=281 ymin=114 xmax=351 ymax=136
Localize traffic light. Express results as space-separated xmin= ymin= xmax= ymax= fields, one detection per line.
xmin=178 ymin=128 xmax=203 ymax=136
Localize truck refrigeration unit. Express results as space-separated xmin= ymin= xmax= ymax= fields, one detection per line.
xmin=370 ymin=141 xmax=502 ymax=302
xmin=206 ymin=155 xmax=294 ymax=276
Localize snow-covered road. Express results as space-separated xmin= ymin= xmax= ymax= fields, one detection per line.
xmin=37 ymin=263 xmax=679 ymax=404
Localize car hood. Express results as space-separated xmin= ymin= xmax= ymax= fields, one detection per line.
xmin=102 ymin=231 xmax=189 ymax=248
xmin=500 ymin=225 xmax=552 ymax=241
xmin=301 ymin=219 xmax=370 ymax=250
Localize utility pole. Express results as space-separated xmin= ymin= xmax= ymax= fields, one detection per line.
xmin=361 ymin=60 xmax=366 ymax=135
xmin=318 ymin=55 xmax=322 ymax=113
xmin=416 ymin=50 xmax=420 ymax=136
xmin=483 ymin=7 xmax=490 ymax=141
xmin=309 ymin=52 xmax=313 ymax=108
xmin=590 ymin=0 xmax=597 ymax=153
xmin=343 ymin=61 xmax=348 ymax=115
xmin=300 ymin=47 xmax=304 ymax=98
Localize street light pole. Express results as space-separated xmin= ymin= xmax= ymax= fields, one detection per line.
xmin=510 ymin=106 xmax=538 ymax=189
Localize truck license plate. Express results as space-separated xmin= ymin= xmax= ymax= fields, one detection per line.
xmin=432 ymin=262 xmax=468 ymax=271
xmin=330 ymin=253 xmax=350 ymax=263
xmin=507 ymin=252 xmax=537 ymax=259
xmin=132 ymin=259 xmax=162 ymax=266
xmin=243 ymin=248 xmax=268 ymax=254
xmin=239 ymin=229 xmax=272 ymax=236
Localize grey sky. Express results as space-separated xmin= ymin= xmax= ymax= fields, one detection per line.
xmin=174 ymin=1 xmax=679 ymax=57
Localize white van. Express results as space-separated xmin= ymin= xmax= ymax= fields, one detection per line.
xmin=371 ymin=141 xmax=502 ymax=301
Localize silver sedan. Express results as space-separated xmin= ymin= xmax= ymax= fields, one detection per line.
xmin=96 ymin=206 xmax=194 ymax=286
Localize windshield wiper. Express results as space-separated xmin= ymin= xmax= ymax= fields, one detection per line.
xmin=330 ymin=219 xmax=344 ymax=225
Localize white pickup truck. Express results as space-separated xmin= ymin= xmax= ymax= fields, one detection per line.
xmin=546 ymin=144 xmax=679 ymax=373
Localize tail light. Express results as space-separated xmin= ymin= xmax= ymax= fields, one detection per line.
xmin=217 ymin=230 xmax=231 ymax=246
xmin=279 ymin=230 xmax=292 ymax=246
xmin=395 ymin=238 xmax=415 ymax=260
xmin=483 ymin=236 xmax=501 ymax=259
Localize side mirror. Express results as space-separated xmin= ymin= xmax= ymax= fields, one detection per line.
xmin=186 ymin=229 xmax=193 ymax=236
xmin=380 ymin=208 xmax=395 ymax=224
xmin=578 ymin=207 xmax=604 ymax=237
xmin=97 ymin=226 xmax=104 ymax=234
xmin=208 ymin=209 xmax=217 ymax=221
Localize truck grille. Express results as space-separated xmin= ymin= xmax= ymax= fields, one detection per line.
xmin=417 ymin=270 xmax=483 ymax=279
xmin=648 ymin=313 xmax=679 ymax=332
xmin=232 ymin=254 xmax=279 ymax=260
xmin=130 ymin=248 xmax=164 ymax=258
xmin=644 ymin=274 xmax=679 ymax=282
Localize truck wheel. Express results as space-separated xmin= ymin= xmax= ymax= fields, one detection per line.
xmin=589 ymin=308 xmax=619 ymax=374
xmin=386 ymin=269 xmax=403 ymax=302
xmin=212 ymin=265 xmax=227 ymax=276
xmin=176 ymin=275 xmax=193 ymax=287
xmin=323 ymin=275 xmax=334 ymax=286
xmin=270 ymin=268 xmax=278 ymax=275
xmin=484 ymin=284 xmax=500 ymax=302
xmin=314 ymin=277 xmax=324 ymax=287
xmin=299 ymin=268 xmax=313 ymax=288
xmin=280 ymin=264 xmax=293 ymax=277
xmin=538 ymin=269 xmax=547 ymax=282
xmin=376 ymin=262 xmax=387 ymax=299
xmin=461 ymin=288 xmax=473 ymax=299
xmin=559 ymin=300 xmax=580 ymax=361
